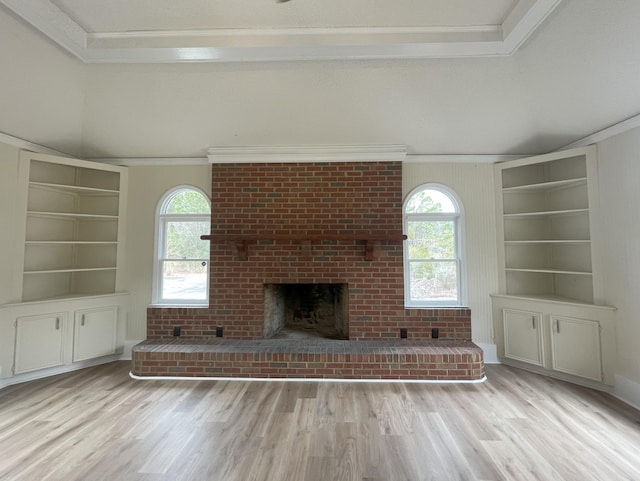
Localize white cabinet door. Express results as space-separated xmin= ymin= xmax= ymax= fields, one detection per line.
xmin=550 ymin=316 xmax=602 ymax=381
xmin=503 ymin=308 xmax=544 ymax=366
xmin=14 ymin=313 xmax=66 ymax=374
xmin=73 ymin=306 xmax=118 ymax=362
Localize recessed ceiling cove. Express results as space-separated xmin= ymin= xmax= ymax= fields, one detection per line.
xmin=1 ymin=0 xmax=561 ymax=62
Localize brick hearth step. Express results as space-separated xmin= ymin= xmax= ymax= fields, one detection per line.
xmin=131 ymin=339 xmax=484 ymax=381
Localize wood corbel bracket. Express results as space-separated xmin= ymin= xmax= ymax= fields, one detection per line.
xmin=298 ymin=239 xmax=313 ymax=256
xmin=233 ymin=240 xmax=250 ymax=261
xmin=364 ymin=240 xmax=376 ymax=261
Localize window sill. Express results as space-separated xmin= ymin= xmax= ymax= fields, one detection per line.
xmin=405 ymin=304 xmax=468 ymax=309
xmin=149 ymin=303 xmax=209 ymax=308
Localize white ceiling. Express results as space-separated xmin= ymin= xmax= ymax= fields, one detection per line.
xmin=0 ymin=0 xmax=561 ymax=62
xmin=52 ymin=0 xmax=518 ymax=31
xmin=1 ymin=0 xmax=639 ymax=159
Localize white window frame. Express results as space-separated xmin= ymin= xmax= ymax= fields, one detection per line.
xmin=152 ymin=186 xmax=211 ymax=306
xmin=403 ymin=183 xmax=466 ymax=307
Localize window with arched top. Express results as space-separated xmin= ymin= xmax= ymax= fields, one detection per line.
xmin=403 ymin=184 xmax=464 ymax=307
xmin=153 ymin=187 xmax=211 ymax=305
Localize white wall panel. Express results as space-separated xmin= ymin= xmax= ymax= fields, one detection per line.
xmin=403 ymin=161 xmax=498 ymax=344
xmin=597 ymin=127 xmax=640 ymax=386
xmin=0 ymin=142 xmax=22 ymax=305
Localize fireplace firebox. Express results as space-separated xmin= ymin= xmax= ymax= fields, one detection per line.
xmin=263 ymin=283 xmax=349 ymax=339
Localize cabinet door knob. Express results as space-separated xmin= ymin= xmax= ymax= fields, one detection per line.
xmin=532 ymin=316 xmax=536 ymax=329
xmin=556 ymin=319 xmax=560 ymax=333
xmin=81 ymin=314 xmax=85 ymax=326
xmin=55 ymin=317 xmax=60 ymax=330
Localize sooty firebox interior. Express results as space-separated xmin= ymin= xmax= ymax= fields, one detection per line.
xmin=263 ymin=283 xmax=348 ymax=340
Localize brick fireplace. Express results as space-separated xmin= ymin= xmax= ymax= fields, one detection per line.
xmin=136 ymin=157 xmax=482 ymax=380
xmin=146 ymin=160 xmax=473 ymax=341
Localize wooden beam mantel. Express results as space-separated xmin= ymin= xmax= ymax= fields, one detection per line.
xmin=200 ymin=234 xmax=407 ymax=261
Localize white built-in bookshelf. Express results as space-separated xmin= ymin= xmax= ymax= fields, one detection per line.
xmin=492 ymin=146 xmax=616 ymax=388
xmin=496 ymin=147 xmax=598 ymax=304
xmin=17 ymin=152 xmax=127 ymax=302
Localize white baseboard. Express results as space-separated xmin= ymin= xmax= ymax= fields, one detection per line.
xmin=614 ymin=374 xmax=640 ymax=411
xmin=0 ymin=354 xmax=120 ymax=390
xmin=120 ymin=339 xmax=144 ymax=361
xmin=477 ymin=342 xmax=499 ymax=364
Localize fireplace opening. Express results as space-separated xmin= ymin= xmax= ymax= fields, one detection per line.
xmin=263 ymin=283 xmax=348 ymax=339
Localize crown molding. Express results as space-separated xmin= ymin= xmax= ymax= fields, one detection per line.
xmin=404 ymin=154 xmax=527 ymax=164
xmin=207 ymin=144 xmax=407 ymax=163
xmin=0 ymin=0 xmax=563 ymax=63
xmin=559 ymin=113 xmax=640 ymax=150
xmin=90 ymin=157 xmax=209 ymax=167
xmin=502 ymin=0 xmax=562 ymax=53
xmin=0 ymin=131 xmax=71 ymax=157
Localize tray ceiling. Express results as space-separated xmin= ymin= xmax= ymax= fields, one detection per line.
xmin=1 ymin=0 xmax=562 ymax=62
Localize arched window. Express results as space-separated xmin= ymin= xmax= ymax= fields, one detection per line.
xmin=153 ymin=187 xmax=211 ymax=305
xmin=404 ymin=184 xmax=464 ymax=307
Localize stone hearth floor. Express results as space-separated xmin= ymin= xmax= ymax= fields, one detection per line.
xmin=131 ymin=337 xmax=485 ymax=381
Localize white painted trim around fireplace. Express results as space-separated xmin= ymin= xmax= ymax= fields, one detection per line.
xmin=129 ymin=372 xmax=488 ymax=384
xmin=207 ymin=144 xmax=407 ymax=164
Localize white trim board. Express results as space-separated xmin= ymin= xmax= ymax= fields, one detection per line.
xmin=614 ymin=374 xmax=640 ymax=411
xmin=207 ymin=144 xmax=407 ymax=164
xmin=130 ymin=372 xmax=487 ymax=384
xmin=93 ymin=157 xmax=209 ymax=167
xmin=0 ymin=354 xmax=121 ymax=390
xmin=120 ymin=339 xmax=144 ymax=361
xmin=477 ymin=343 xmax=500 ymax=364
xmin=93 ymin=153 xmax=523 ymax=166
xmin=0 ymin=0 xmax=562 ymax=63
xmin=0 ymin=131 xmax=71 ymax=157
xmin=560 ymin=113 xmax=640 ymax=150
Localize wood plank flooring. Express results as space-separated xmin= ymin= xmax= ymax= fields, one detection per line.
xmin=1 ymin=362 xmax=639 ymax=481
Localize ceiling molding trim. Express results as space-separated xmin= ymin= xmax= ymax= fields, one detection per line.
xmin=207 ymin=145 xmax=407 ymax=164
xmin=83 ymin=42 xmax=507 ymax=64
xmin=90 ymin=25 xmax=502 ymax=41
xmin=89 ymin=157 xmax=209 ymax=167
xmin=0 ymin=0 xmax=563 ymax=63
xmin=0 ymin=131 xmax=72 ymax=157
xmin=559 ymin=113 xmax=640 ymax=150
xmin=404 ymin=154 xmax=527 ymax=164
xmin=502 ymin=0 xmax=563 ymax=53
xmin=0 ymin=0 xmax=87 ymax=60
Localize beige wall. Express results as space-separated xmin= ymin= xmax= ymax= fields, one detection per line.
xmin=403 ymin=162 xmax=499 ymax=346
xmin=123 ymin=164 xmax=211 ymax=340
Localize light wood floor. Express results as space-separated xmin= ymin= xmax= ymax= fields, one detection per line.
xmin=1 ymin=362 xmax=639 ymax=481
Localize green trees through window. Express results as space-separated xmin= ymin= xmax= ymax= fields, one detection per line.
xmin=155 ymin=188 xmax=211 ymax=304
xmin=404 ymin=186 xmax=462 ymax=306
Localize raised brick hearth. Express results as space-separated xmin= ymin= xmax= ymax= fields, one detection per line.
xmin=132 ymin=338 xmax=484 ymax=381
xmin=136 ymin=159 xmax=482 ymax=380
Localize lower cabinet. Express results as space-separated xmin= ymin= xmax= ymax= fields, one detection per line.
xmin=14 ymin=313 xmax=66 ymax=374
xmin=73 ymin=306 xmax=118 ymax=362
xmin=550 ymin=315 xmax=602 ymax=381
xmin=503 ymin=309 xmax=544 ymax=366
xmin=492 ymin=295 xmax=615 ymax=387
xmin=0 ymin=294 xmax=128 ymax=381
